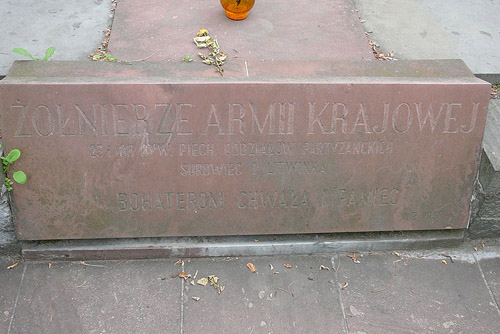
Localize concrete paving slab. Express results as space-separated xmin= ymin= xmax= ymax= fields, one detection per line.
xmin=108 ymin=0 xmax=373 ymax=63
xmin=8 ymin=259 xmax=181 ymax=334
xmin=0 ymin=0 xmax=113 ymax=76
xmin=354 ymin=0 xmax=500 ymax=74
xmin=478 ymin=258 xmax=500 ymax=310
xmin=0 ymin=260 xmax=25 ymax=334
xmin=337 ymin=253 xmax=500 ymax=333
xmin=181 ymin=255 xmax=346 ymax=334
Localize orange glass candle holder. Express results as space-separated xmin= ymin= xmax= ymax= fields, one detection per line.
xmin=220 ymin=0 xmax=255 ymax=20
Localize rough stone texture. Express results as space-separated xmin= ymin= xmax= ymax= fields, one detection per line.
xmin=337 ymin=253 xmax=500 ymax=333
xmin=0 ymin=195 xmax=18 ymax=255
xmin=468 ymin=99 xmax=500 ymax=239
xmin=0 ymin=139 xmax=19 ymax=255
xmin=0 ymin=60 xmax=491 ymax=240
xmin=0 ymin=0 xmax=113 ymax=76
xmin=354 ymin=0 xmax=500 ymax=74
xmin=108 ymin=0 xmax=373 ymax=63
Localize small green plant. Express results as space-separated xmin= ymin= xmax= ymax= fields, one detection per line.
xmin=12 ymin=46 xmax=55 ymax=61
xmin=2 ymin=149 xmax=27 ymax=192
xmin=92 ymin=52 xmax=117 ymax=62
xmin=183 ymin=55 xmax=194 ymax=62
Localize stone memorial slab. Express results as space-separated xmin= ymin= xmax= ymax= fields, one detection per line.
xmin=0 ymin=60 xmax=491 ymax=240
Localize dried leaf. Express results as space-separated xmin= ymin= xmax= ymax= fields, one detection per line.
xmin=440 ymin=260 xmax=448 ymax=265
xmin=192 ymin=296 xmax=201 ymax=301
xmin=80 ymin=261 xmax=86 ymax=265
xmin=393 ymin=251 xmax=401 ymax=257
xmin=269 ymin=264 xmax=274 ymax=270
xmin=272 ymin=271 xmax=280 ymax=275
xmin=174 ymin=259 xmax=184 ymax=265
xmin=197 ymin=277 xmax=209 ymax=286
xmin=193 ymin=29 xmax=226 ymax=75
xmin=342 ymin=282 xmax=349 ymax=289
xmin=197 ymin=28 xmax=209 ymax=37
xmin=178 ymin=271 xmax=192 ymax=280
xmin=473 ymin=246 xmax=478 ymax=251
xmin=7 ymin=262 xmax=19 ymax=270
xmin=319 ymin=265 xmax=330 ymax=271
xmin=253 ymin=239 xmax=259 ymax=243
xmin=208 ymin=275 xmax=224 ymax=294
xmin=48 ymin=262 xmax=53 ymax=269
xmin=481 ymin=242 xmax=486 ymax=248
xmin=283 ymin=264 xmax=292 ymax=269
xmin=190 ymin=281 xmax=195 ymax=286
xmin=247 ymin=263 xmax=256 ymax=273
xmin=347 ymin=254 xmax=361 ymax=264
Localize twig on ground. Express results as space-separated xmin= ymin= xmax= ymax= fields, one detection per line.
xmin=276 ymin=282 xmax=295 ymax=297
xmin=371 ymin=274 xmax=394 ymax=293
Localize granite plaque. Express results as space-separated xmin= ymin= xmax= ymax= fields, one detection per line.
xmin=0 ymin=60 xmax=490 ymax=240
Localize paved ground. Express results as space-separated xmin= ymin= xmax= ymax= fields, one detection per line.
xmin=1 ymin=0 xmax=500 ymax=77
xmin=0 ymin=0 xmax=113 ymax=76
xmin=2 ymin=242 xmax=500 ymax=334
xmin=354 ymin=0 xmax=500 ymax=75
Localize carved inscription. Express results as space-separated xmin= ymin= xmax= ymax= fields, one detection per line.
xmin=180 ymin=162 xmax=242 ymax=176
xmin=306 ymin=102 xmax=479 ymax=135
xmin=237 ymin=190 xmax=311 ymax=209
xmin=7 ymin=89 xmax=486 ymax=234
xmin=117 ymin=192 xmax=224 ymax=211
xmin=11 ymin=101 xmax=481 ymax=138
xmin=321 ymin=187 xmax=401 ymax=207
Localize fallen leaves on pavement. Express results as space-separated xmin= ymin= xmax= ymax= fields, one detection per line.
xmin=208 ymin=275 xmax=224 ymax=294
xmin=283 ymin=264 xmax=292 ymax=269
xmin=197 ymin=277 xmax=209 ymax=286
xmin=178 ymin=271 xmax=192 ymax=280
xmin=347 ymin=254 xmax=361 ymax=264
xmin=247 ymin=263 xmax=256 ymax=273
xmin=368 ymin=39 xmax=396 ymax=61
xmin=6 ymin=262 xmax=19 ymax=270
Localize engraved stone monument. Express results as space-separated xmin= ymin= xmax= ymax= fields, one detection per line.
xmin=0 ymin=59 xmax=490 ymax=240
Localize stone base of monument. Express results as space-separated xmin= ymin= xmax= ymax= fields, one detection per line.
xmin=21 ymin=230 xmax=464 ymax=261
